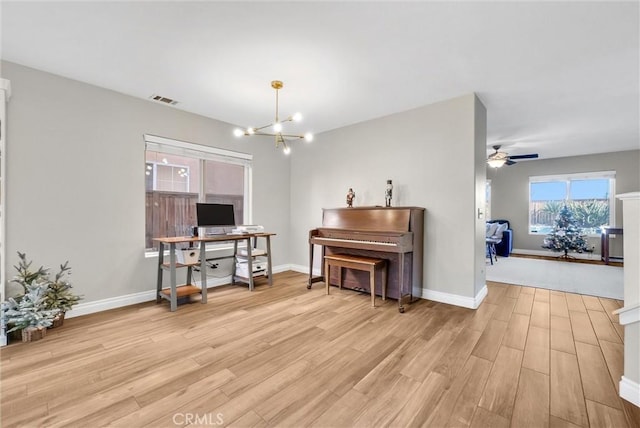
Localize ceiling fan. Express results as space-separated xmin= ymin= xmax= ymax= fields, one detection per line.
xmin=487 ymin=145 xmax=539 ymax=168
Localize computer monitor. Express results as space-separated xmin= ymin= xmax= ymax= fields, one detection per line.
xmin=196 ymin=203 xmax=236 ymax=228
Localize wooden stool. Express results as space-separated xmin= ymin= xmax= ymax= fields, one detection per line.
xmin=324 ymin=254 xmax=387 ymax=307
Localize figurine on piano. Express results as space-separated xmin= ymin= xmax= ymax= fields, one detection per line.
xmin=346 ymin=188 xmax=355 ymax=207
xmin=385 ymin=180 xmax=393 ymax=207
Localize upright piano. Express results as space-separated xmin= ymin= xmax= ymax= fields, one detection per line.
xmin=308 ymin=206 xmax=425 ymax=312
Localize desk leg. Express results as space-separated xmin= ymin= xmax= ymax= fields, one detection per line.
xmin=169 ymin=243 xmax=177 ymax=312
xmin=156 ymin=242 xmax=164 ymax=303
xmin=200 ymin=242 xmax=207 ymax=304
xmin=246 ymin=238 xmax=254 ymax=291
xmin=266 ymin=235 xmax=273 ymax=287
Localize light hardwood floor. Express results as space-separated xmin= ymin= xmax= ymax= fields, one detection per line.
xmin=1 ymin=271 xmax=639 ymax=427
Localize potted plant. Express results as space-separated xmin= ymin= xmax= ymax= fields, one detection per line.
xmin=4 ymin=283 xmax=60 ymax=342
xmin=2 ymin=252 xmax=81 ymax=338
xmin=12 ymin=251 xmax=49 ymax=294
xmin=43 ymin=261 xmax=81 ymax=327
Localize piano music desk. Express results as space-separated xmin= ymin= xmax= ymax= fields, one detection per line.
xmin=324 ymin=254 xmax=387 ymax=308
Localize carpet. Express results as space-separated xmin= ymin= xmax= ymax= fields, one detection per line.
xmin=486 ymin=256 xmax=624 ymax=300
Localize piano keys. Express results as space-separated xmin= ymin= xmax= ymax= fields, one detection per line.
xmin=308 ymin=206 xmax=425 ymax=312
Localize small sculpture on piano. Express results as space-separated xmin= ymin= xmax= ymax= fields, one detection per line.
xmin=385 ymin=180 xmax=393 ymax=207
xmin=346 ymin=188 xmax=355 ymax=207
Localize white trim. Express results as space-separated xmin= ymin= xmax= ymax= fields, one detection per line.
xmin=530 ymin=170 xmax=616 ymax=182
xmin=66 ymin=289 xmax=157 ymax=318
xmin=144 ymin=134 xmax=252 ymax=163
xmin=291 ymin=264 xmax=317 ymax=276
xmin=66 ymin=264 xmax=291 ymax=318
xmin=0 ymin=78 xmax=11 ymax=99
xmin=512 ymin=248 xmax=601 ymax=261
xmin=293 ymin=264 xmax=488 ymax=309
xmin=614 ymin=303 xmax=640 ymax=326
xmin=422 ymin=285 xmax=487 ymax=309
xmin=620 ymin=376 xmax=640 ymax=407
xmin=616 ymin=192 xmax=640 ymax=201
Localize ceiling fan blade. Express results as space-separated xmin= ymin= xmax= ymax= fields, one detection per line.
xmin=508 ymin=153 xmax=539 ymax=160
xmin=505 ymin=159 xmax=517 ymax=166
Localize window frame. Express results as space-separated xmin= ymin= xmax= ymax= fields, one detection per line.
xmin=528 ymin=170 xmax=615 ymax=237
xmin=144 ymin=134 xmax=253 ymax=254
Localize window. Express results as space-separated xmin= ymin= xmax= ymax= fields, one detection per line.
xmin=144 ymin=135 xmax=252 ymax=252
xmin=529 ymin=171 xmax=615 ymax=235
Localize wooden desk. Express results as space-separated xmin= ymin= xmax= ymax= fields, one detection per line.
xmin=154 ymin=232 xmax=275 ymax=311
xmin=600 ymin=227 xmax=623 ymax=265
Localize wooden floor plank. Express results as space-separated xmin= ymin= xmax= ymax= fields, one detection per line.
xmin=0 ymin=272 xmax=636 ymax=428
xmin=550 ymin=349 xmax=589 ymax=427
xmin=569 ymin=310 xmax=599 ymax=345
xmin=502 ymin=313 xmax=530 ymax=351
xmin=588 ymin=309 xmax=622 ymax=344
xmin=530 ymin=299 xmax=551 ymax=329
xmin=551 ymin=315 xmax=576 ymax=355
xmin=471 ymin=319 xmax=508 ymax=362
xmin=511 ymin=368 xmax=550 ymax=428
xmin=478 ymin=346 xmax=523 ymax=419
xmin=513 ymin=293 xmax=535 ymax=316
xmin=586 ymin=399 xmax=629 ymax=428
xmin=470 ymin=406 xmax=510 ymax=428
xmin=582 ymin=295 xmax=605 ymax=312
xmin=550 ymin=291 xmax=570 ymax=318
xmin=522 ymin=325 xmax=550 ymax=375
xmin=428 ymin=355 xmax=492 ymax=427
xmin=491 ymin=296 xmax=517 ymax=322
xmin=575 ymin=341 xmax=622 ymax=410
xmin=565 ymin=293 xmax=587 ymax=313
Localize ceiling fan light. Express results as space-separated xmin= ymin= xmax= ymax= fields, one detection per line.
xmin=488 ymin=158 xmax=506 ymax=168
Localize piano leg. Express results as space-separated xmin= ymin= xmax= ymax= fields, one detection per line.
xmin=307 ymin=243 xmax=326 ymax=289
xmin=398 ymin=252 xmax=405 ymax=313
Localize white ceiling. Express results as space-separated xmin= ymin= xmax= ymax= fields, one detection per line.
xmin=1 ymin=1 xmax=638 ymax=160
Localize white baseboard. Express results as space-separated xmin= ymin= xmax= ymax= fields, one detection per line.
xmin=67 ymin=264 xmax=289 ymax=319
xmin=620 ymin=376 xmax=640 ymax=407
xmin=422 ymin=285 xmax=487 ymax=309
xmin=512 ymin=248 xmax=602 ymax=261
xmin=614 ymin=303 xmax=640 ymax=326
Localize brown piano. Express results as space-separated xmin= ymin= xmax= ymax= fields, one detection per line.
xmin=308 ymin=206 xmax=425 ymax=312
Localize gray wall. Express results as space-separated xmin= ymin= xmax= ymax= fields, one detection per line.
xmin=1 ymin=61 xmax=291 ymax=302
xmin=290 ymin=94 xmax=487 ymax=302
xmin=489 ymin=150 xmax=640 ymax=257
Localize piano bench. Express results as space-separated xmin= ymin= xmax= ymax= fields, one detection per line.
xmin=324 ymin=254 xmax=387 ymax=307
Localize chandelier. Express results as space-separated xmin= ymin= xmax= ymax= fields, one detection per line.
xmin=233 ymin=80 xmax=313 ymax=155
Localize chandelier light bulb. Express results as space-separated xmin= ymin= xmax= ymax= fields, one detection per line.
xmin=292 ymin=112 xmax=303 ymax=122
xmin=247 ymin=127 xmax=255 ymax=135
xmin=273 ymin=122 xmax=283 ymax=133
xmin=283 ymin=146 xmax=291 ymax=155
xmin=233 ymin=128 xmax=244 ymax=137
xmin=304 ymin=133 xmax=314 ymax=142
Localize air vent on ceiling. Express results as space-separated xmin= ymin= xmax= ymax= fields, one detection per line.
xmin=149 ymin=94 xmax=179 ymax=105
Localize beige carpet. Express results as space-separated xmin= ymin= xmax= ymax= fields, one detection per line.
xmin=486 ymin=256 xmax=624 ymax=300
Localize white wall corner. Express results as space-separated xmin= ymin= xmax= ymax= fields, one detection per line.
xmin=620 ymin=376 xmax=640 ymax=407
xmin=422 ymin=285 xmax=487 ymax=309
